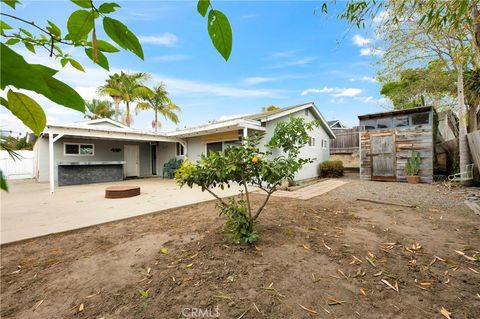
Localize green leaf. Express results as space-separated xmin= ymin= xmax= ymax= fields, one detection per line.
xmin=68 ymin=58 xmax=85 ymax=72
xmin=0 ymin=96 xmax=8 ymax=107
xmin=67 ymin=10 xmax=94 ymax=41
xmin=102 ymin=17 xmax=143 ymax=59
xmin=207 ymin=10 xmax=232 ymax=61
xmin=197 ymin=0 xmax=210 ymax=17
xmin=4 ymin=38 xmax=20 ymax=45
xmin=60 ymin=58 xmax=68 ymax=67
xmin=84 ymin=48 xmax=109 ymax=70
xmin=0 ymin=20 xmax=13 ymax=33
xmin=138 ymin=290 xmax=149 ymax=298
xmin=24 ymin=42 xmax=35 ymax=53
xmin=46 ymin=20 xmax=61 ymax=38
xmin=0 ymin=170 xmax=8 ymax=191
xmin=161 ymin=247 xmax=168 ymax=254
xmin=0 ymin=44 xmax=84 ymax=112
xmin=87 ymin=39 xmax=119 ymax=52
xmin=98 ymin=2 xmax=120 ymax=14
xmin=70 ymin=0 xmax=90 ymax=8
xmin=6 ymin=90 xmax=46 ymax=136
xmin=1 ymin=0 xmax=20 ymax=9
xmin=19 ymin=27 xmax=32 ymax=37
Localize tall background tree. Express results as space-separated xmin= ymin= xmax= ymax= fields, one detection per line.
xmin=324 ymin=0 xmax=479 ymax=185
xmin=97 ymin=71 xmax=152 ymax=127
xmin=97 ymin=73 xmax=123 ymax=121
xmin=135 ymin=83 xmax=180 ymax=132
xmin=84 ymin=98 xmax=115 ymax=120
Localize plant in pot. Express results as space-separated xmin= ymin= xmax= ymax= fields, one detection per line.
xmin=405 ymin=151 xmax=422 ymax=184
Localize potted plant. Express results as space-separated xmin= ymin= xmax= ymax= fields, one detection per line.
xmin=405 ymin=151 xmax=422 ymax=184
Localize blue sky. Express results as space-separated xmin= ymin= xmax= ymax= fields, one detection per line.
xmin=1 ymin=0 xmax=389 ymax=134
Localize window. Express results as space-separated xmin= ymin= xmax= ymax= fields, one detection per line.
xmin=308 ymin=137 xmax=316 ymax=147
xmin=322 ymin=139 xmax=328 ymax=149
xmin=176 ymin=142 xmax=185 ymax=156
xmin=206 ymin=142 xmax=223 ymax=154
xmin=376 ymin=117 xmax=392 ymax=129
xmin=64 ymin=143 xmax=94 ymax=156
xmin=393 ymin=116 xmax=409 ymax=127
xmin=411 ymin=112 xmax=430 ymax=125
xmin=361 ymin=119 xmax=376 ymax=131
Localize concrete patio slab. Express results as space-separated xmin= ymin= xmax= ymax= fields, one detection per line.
xmin=0 ymin=178 xmax=244 ymax=244
xmin=273 ymin=179 xmax=348 ymax=200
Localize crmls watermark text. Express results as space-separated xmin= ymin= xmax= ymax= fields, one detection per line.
xmin=181 ymin=306 xmax=220 ymax=318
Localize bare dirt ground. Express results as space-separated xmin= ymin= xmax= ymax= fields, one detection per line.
xmin=1 ymin=178 xmax=479 ymax=319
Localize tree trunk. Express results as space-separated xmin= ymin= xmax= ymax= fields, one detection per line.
xmin=113 ymin=96 xmax=121 ymax=122
xmin=154 ymin=110 xmax=158 ymax=132
xmin=472 ymin=2 xmax=480 ymax=67
xmin=126 ymin=101 xmax=131 ymax=127
xmin=456 ymin=65 xmax=471 ymax=186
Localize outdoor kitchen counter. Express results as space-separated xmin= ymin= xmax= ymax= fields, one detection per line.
xmin=58 ymin=162 xmax=126 ymax=186
xmin=58 ymin=161 xmax=126 ymax=165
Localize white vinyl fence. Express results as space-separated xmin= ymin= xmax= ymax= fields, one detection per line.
xmin=0 ymin=150 xmax=34 ymax=180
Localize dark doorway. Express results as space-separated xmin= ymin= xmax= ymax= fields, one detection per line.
xmin=151 ymin=144 xmax=157 ymax=175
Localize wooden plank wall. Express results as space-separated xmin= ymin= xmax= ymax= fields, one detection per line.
xmin=467 ymin=130 xmax=480 ymax=175
xmin=360 ymin=126 xmax=434 ymax=182
xmin=330 ymin=127 xmax=359 ymax=154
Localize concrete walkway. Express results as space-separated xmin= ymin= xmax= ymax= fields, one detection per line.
xmin=273 ymin=179 xmax=348 ymax=200
xmin=1 ymin=178 xmax=244 ymax=244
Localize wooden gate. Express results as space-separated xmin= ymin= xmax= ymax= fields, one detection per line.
xmin=371 ymin=134 xmax=396 ymax=181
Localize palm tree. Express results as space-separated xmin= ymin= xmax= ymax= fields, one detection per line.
xmin=97 ymin=73 xmax=123 ymax=121
xmin=84 ymin=99 xmax=115 ymax=120
xmin=136 ymin=83 xmax=180 ymax=131
xmin=97 ymin=71 xmax=152 ymax=126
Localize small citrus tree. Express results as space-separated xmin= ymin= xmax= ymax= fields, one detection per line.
xmin=175 ymin=117 xmax=319 ymax=244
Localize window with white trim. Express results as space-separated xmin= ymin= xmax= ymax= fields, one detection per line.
xmin=322 ymin=139 xmax=328 ymax=149
xmin=308 ymin=137 xmax=316 ymax=147
xmin=176 ymin=142 xmax=185 ymax=156
xmin=64 ymin=143 xmax=94 ymax=156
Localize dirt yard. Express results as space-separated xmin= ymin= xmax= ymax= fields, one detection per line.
xmin=1 ymin=178 xmax=479 ymax=319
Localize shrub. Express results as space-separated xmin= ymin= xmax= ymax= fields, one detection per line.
xmin=405 ymin=151 xmax=422 ymax=176
xmin=175 ymin=117 xmax=319 ymax=244
xmin=320 ymin=160 xmax=344 ymax=177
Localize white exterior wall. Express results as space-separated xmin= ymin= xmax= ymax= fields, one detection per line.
xmin=186 ymin=136 xmax=206 ymax=162
xmin=261 ymin=108 xmax=330 ymax=181
xmin=183 ymin=108 xmax=331 ymax=182
xmin=35 ymin=136 xmax=156 ymax=183
xmin=0 ymin=150 xmax=34 ymax=180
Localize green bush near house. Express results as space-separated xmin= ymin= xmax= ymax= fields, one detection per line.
xmin=320 ymin=160 xmax=344 ymax=177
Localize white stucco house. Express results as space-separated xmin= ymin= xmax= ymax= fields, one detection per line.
xmin=33 ymin=102 xmax=335 ymax=192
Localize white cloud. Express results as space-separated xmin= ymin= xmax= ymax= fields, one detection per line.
xmin=301 ymin=86 xmax=335 ymax=96
xmin=138 ymin=33 xmax=178 ymax=46
xmin=153 ymin=54 xmax=190 ymax=62
xmin=271 ymin=50 xmax=296 ymax=58
xmin=361 ymin=76 xmax=378 ymax=83
xmin=352 ymin=34 xmax=372 ymax=47
xmin=333 ymin=88 xmax=362 ymax=97
xmin=373 ymin=11 xmax=388 ymax=24
xmin=243 ymin=77 xmax=275 ymax=85
xmin=301 ymin=86 xmax=362 ymax=97
xmin=270 ymin=56 xmax=317 ymax=69
xmin=153 ymin=75 xmax=284 ymax=98
xmin=360 ymin=48 xmax=384 ymax=56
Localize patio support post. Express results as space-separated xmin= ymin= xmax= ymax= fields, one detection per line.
xmin=49 ymin=132 xmax=54 ymax=193
xmin=48 ymin=132 xmax=64 ymax=194
xmin=243 ymin=127 xmax=248 ymax=145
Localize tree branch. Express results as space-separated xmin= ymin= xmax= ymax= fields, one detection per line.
xmin=253 ymin=185 xmax=278 ymax=220
xmin=205 ymin=187 xmax=228 ymax=207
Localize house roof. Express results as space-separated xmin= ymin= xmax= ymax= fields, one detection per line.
xmin=40 ymin=102 xmax=335 ymax=141
xmin=166 ymin=102 xmax=335 ymax=139
xmin=358 ymin=106 xmax=432 ymax=120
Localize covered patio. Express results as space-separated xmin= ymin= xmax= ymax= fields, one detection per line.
xmin=1 ymin=178 xmax=245 ymax=244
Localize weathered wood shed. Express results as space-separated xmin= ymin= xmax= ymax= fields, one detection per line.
xmin=358 ymin=106 xmax=434 ymax=183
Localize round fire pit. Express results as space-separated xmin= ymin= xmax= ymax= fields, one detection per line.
xmin=105 ymin=185 xmax=141 ymax=199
